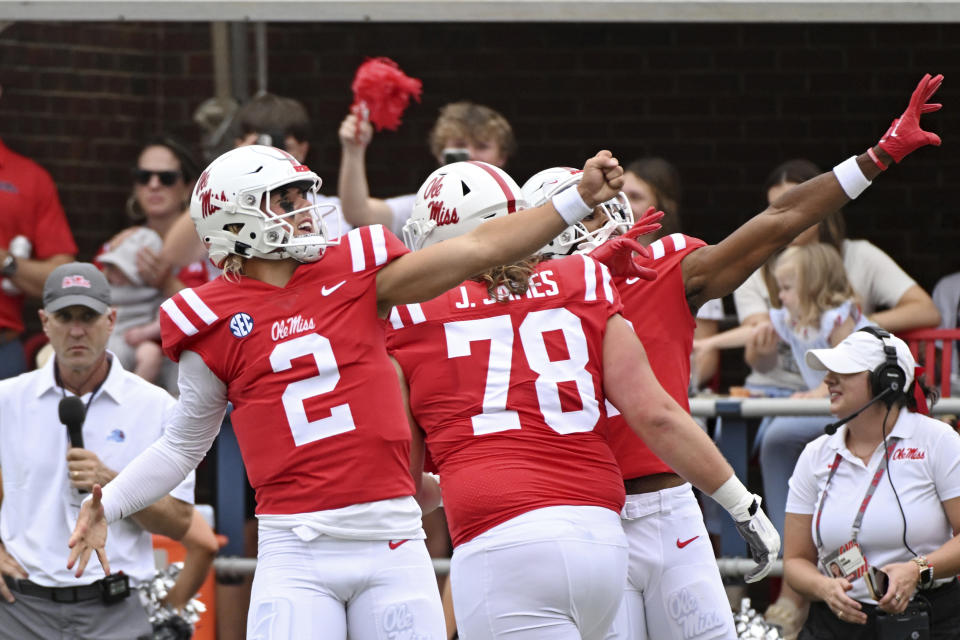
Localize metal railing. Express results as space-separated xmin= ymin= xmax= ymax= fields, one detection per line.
xmin=689 ymin=396 xmax=960 ymax=418
xmin=212 ymin=555 xmax=783 ymax=579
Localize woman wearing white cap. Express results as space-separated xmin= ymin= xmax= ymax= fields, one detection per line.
xmin=783 ymin=327 xmax=960 ymax=639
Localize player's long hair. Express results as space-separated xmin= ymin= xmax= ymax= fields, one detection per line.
xmin=475 ymin=255 xmax=545 ymax=301
xmin=773 ymin=243 xmax=856 ymax=328
xmin=222 ymin=254 xmax=244 ymax=281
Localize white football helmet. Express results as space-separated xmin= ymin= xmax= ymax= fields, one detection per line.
xmin=190 ymin=145 xmax=340 ymax=266
xmin=403 ymin=161 xmax=528 ymax=250
xmin=521 ymin=166 xmax=634 ymax=256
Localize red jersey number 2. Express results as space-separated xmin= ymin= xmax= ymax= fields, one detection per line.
xmin=268 ymin=333 xmax=357 ymax=446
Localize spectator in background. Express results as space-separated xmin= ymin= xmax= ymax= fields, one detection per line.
xmin=0 ymin=262 xmax=200 ymax=640
xmin=233 ymin=92 xmax=312 ymax=162
xmin=728 ymin=158 xmax=941 ymax=638
xmin=932 ymin=271 xmax=960 ymax=394
xmin=98 ymin=227 xmax=166 ymax=382
xmin=749 ymin=243 xmax=873 ymax=397
xmin=162 ymin=92 xmax=353 ymax=272
xmin=337 ymin=101 xmax=517 ymax=238
xmin=98 ymin=137 xmax=206 ymax=392
xmin=621 ymin=157 xmax=683 ymax=243
xmin=0 ymin=85 xmax=77 ymax=379
xmin=111 ymin=136 xmax=206 ymax=294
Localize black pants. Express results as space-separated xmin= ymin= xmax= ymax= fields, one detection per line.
xmin=799 ymin=579 xmax=960 ymax=640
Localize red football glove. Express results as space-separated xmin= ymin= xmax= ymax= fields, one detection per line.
xmin=623 ymin=207 xmax=665 ymax=242
xmin=587 ymin=207 xmax=664 ymax=280
xmin=877 ymin=73 xmax=943 ymax=163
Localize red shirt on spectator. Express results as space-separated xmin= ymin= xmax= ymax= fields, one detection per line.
xmin=0 ymin=139 xmax=77 ymax=332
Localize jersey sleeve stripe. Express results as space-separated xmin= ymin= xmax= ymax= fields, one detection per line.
xmin=388 ymin=307 xmax=404 ymax=329
xmin=650 ymin=239 xmax=665 ymax=260
xmin=598 ymin=261 xmax=615 ymax=303
xmin=179 ymin=288 xmax=218 ymax=325
xmin=370 ymin=224 xmax=388 ymax=266
xmin=347 ymin=228 xmax=366 ymax=273
xmin=669 ymin=233 xmax=687 ymax=251
xmin=581 ymin=254 xmax=598 ymax=301
xmin=160 ymin=298 xmax=199 ymax=337
xmin=407 ymin=303 xmax=426 ymax=324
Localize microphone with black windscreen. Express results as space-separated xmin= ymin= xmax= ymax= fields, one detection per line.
xmin=59 ymin=395 xmax=87 ymax=494
xmin=823 ymin=388 xmax=893 ymax=435
xmin=59 ymin=395 xmax=86 ymax=449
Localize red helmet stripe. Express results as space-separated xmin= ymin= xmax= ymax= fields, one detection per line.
xmin=468 ymin=161 xmax=517 ymax=214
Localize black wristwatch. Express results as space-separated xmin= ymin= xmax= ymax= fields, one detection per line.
xmin=0 ymin=254 xmax=17 ymax=278
xmin=913 ymin=555 xmax=935 ymax=589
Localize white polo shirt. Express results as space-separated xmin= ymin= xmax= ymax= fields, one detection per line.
xmin=787 ymin=408 xmax=960 ymax=602
xmin=0 ymin=353 xmax=195 ymax=587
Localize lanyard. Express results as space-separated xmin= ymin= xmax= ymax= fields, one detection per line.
xmin=814 ymin=437 xmax=900 ymax=549
xmin=54 ymin=358 xmax=109 ymax=424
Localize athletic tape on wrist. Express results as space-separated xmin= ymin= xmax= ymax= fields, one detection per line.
xmin=832 ymin=156 xmax=872 ymax=200
xmin=710 ymin=474 xmax=752 ymax=517
xmin=552 ymin=186 xmax=593 ymax=226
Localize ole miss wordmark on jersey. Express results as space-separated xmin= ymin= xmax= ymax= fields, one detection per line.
xmin=387 ymin=254 xmax=626 ymax=546
xmin=606 ymin=233 xmax=707 ymax=480
xmin=160 ymin=225 xmax=415 ymax=515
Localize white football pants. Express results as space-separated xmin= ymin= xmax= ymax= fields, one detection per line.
xmin=451 ymin=505 xmax=628 ymax=640
xmin=247 ymin=527 xmax=445 ymax=639
xmin=605 ymin=483 xmax=737 ymax=640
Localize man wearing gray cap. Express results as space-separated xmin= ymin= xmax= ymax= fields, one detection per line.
xmin=0 ymin=262 xmax=196 ymax=639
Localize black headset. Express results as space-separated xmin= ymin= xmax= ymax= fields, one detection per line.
xmin=858 ymin=326 xmax=907 ymax=404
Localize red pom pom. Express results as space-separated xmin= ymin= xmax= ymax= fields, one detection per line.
xmin=351 ymin=57 xmax=423 ymax=132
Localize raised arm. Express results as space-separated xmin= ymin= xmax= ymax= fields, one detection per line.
xmin=337 ymin=113 xmax=398 ymax=229
xmin=375 ymin=151 xmax=624 ymax=313
xmin=683 ymin=73 xmax=944 ymax=309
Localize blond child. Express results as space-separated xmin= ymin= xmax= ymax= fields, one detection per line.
xmin=748 ymin=243 xmax=872 ymax=397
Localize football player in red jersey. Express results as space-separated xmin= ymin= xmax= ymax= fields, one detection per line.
xmin=65 ymin=144 xmax=627 ymax=639
xmin=526 ymin=74 xmax=944 ymax=640
xmin=389 ymin=161 xmax=778 ymax=640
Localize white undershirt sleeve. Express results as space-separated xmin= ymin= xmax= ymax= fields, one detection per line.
xmin=100 ymin=350 xmax=228 ymax=523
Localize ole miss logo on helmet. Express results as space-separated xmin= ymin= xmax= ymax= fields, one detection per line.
xmin=422 ymin=176 xmax=459 ymax=226
xmin=428 ymin=202 xmax=459 ymax=226
xmin=198 ymin=189 xmax=228 ymax=219
xmin=61 ymin=275 xmax=92 ymax=288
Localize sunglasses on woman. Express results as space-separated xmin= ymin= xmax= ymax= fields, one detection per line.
xmin=133 ymin=169 xmax=182 ymax=186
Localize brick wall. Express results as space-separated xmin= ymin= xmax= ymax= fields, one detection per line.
xmin=1 ymin=21 xmax=958 ymax=292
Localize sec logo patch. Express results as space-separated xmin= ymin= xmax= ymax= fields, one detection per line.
xmin=229 ymin=312 xmax=254 ymax=338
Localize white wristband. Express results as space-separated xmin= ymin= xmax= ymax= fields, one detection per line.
xmin=832 ymin=156 xmax=872 ymax=200
xmin=551 ymin=186 xmax=593 ymax=226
